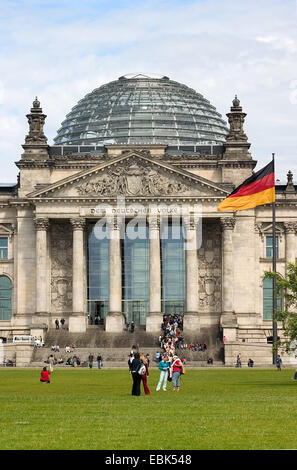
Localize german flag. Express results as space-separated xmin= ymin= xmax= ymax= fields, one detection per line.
xmin=217 ymin=160 xmax=275 ymax=212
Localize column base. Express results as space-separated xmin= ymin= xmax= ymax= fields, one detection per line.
xmin=31 ymin=313 xmax=49 ymax=329
xmin=146 ymin=313 xmax=162 ymax=333
xmin=105 ymin=312 xmax=125 ymax=332
xmin=68 ymin=315 xmax=87 ymax=333
xmin=220 ymin=312 xmax=238 ymax=328
xmin=183 ymin=312 xmax=200 ymax=337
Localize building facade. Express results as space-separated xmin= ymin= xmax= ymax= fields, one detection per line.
xmin=0 ymin=75 xmax=296 ymax=365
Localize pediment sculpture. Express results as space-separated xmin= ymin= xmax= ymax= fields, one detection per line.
xmin=75 ymin=160 xmax=212 ymax=197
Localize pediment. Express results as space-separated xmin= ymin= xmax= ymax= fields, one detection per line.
xmin=27 ymin=151 xmax=229 ymax=200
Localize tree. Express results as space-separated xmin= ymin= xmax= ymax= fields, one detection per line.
xmin=264 ymin=261 xmax=297 ymax=355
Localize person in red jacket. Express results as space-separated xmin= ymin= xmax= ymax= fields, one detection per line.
xmin=40 ymin=367 xmax=51 ymax=383
xmin=140 ymin=353 xmax=150 ymax=395
xmin=171 ymin=355 xmax=183 ymax=391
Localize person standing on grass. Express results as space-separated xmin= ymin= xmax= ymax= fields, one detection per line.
xmin=156 ymin=354 xmax=170 ymax=391
xmin=40 ymin=366 xmax=51 ymax=384
xmin=276 ymin=355 xmax=282 ymax=371
xmin=140 ymin=353 xmax=150 ymax=395
xmin=97 ymin=354 xmax=102 ymax=369
xmin=129 ymin=352 xmax=142 ymax=396
xmin=88 ymin=353 xmax=94 ymax=369
xmin=171 ymin=355 xmax=183 ymax=392
xmin=48 ymin=354 xmax=54 ymax=373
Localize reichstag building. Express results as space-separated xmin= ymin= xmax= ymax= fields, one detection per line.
xmin=0 ymin=73 xmax=296 ymax=366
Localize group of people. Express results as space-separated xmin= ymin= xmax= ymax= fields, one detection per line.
xmin=33 ymin=336 xmax=44 ymax=348
xmin=66 ymin=355 xmax=81 ymax=367
xmin=88 ymin=353 xmax=103 ymax=369
xmin=88 ymin=314 xmax=102 ymax=325
xmin=128 ymin=348 xmax=185 ymax=396
xmin=188 ymin=342 xmax=208 ymax=351
xmin=128 ymin=351 xmax=150 ymax=395
xmin=55 ymin=318 xmax=66 ymax=329
xmin=125 ymin=321 xmax=135 ymax=333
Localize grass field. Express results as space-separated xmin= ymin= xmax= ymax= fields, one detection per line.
xmin=0 ymin=367 xmax=296 ymax=450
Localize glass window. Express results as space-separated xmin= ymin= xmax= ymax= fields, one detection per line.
xmin=87 ymin=223 xmax=109 ymax=324
xmin=161 ymin=224 xmax=185 ymax=315
xmin=0 ymin=276 xmax=12 ymax=320
xmin=266 ymin=236 xmax=279 ymax=258
xmin=263 ymin=278 xmax=282 ymax=320
xmin=0 ymin=238 xmax=8 ymax=259
xmin=122 ymin=224 xmax=149 ymax=325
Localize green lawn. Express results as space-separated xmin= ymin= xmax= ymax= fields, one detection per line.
xmin=0 ymin=368 xmax=296 ymax=450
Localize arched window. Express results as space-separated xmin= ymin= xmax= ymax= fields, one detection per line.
xmin=0 ymin=276 xmax=12 ymax=321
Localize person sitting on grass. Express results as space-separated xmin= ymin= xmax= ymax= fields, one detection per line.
xmin=40 ymin=367 xmax=51 ymax=384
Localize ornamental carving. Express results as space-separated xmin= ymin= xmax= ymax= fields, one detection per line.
xmin=50 ymin=221 xmax=73 ymax=312
xmin=75 ymin=159 xmax=208 ymax=197
xmin=220 ymin=217 xmax=236 ymax=231
xmin=226 ymin=96 xmax=248 ymax=143
xmin=198 ymin=223 xmax=222 ymax=312
xmin=34 ymin=218 xmax=50 ymax=231
xmin=284 ymin=222 xmax=297 ymax=234
xmin=70 ymin=218 xmax=86 ymax=230
xmin=25 ymin=98 xmax=48 ymax=145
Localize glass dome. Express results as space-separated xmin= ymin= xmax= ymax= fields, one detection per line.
xmin=54 ymin=74 xmax=228 ymax=147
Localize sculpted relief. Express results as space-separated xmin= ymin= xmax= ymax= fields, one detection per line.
xmin=198 ymin=223 xmax=222 ymax=312
xmin=76 ymin=160 xmax=196 ymax=197
xmin=50 ymin=221 xmax=73 ymax=312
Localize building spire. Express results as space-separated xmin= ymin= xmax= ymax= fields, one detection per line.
xmin=25 ymin=97 xmax=47 ymax=145
xmin=21 ymin=97 xmax=49 ymax=160
xmin=285 ymin=170 xmax=295 ymax=193
xmin=226 ymin=95 xmax=248 ymax=143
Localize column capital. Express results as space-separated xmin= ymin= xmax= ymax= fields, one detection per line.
xmin=34 ymin=217 xmax=50 ymax=231
xmin=220 ymin=217 xmax=236 ymax=231
xmin=106 ymin=217 xmax=121 ymax=231
xmin=70 ymin=217 xmax=86 ymax=230
xmin=148 ymin=217 xmax=160 ymax=230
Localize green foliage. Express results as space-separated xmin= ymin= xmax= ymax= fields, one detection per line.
xmin=264 ymin=261 xmax=297 ymax=354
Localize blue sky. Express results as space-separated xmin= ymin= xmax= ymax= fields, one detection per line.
xmin=0 ymin=0 xmax=296 ymax=182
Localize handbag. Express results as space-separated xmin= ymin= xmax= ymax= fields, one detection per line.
xmin=138 ymin=364 xmax=146 ymax=375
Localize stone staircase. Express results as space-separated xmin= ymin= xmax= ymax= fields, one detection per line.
xmin=30 ymin=325 xmax=224 ymax=368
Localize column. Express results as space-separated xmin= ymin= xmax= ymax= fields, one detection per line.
xmin=220 ymin=217 xmax=237 ymax=339
xmin=183 ymin=220 xmax=200 ymax=335
xmin=146 ymin=217 xmax=162 ymax=333
xmin=69 ymin=218 xmax=86 ymax=333
xmin=106 ymin=219 xmax=125 ymax=332
xmin=34 ymin=218 xmax=49 ymax=317
xmin=284 ymin=222 xmax=296 ymax=265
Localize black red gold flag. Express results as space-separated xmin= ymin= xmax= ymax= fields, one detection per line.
xmin=217 ymin=160 xmax=275 ymax=212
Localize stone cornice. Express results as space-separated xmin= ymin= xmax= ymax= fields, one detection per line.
xmin=25 ymin=150 xmax=230 ymax=199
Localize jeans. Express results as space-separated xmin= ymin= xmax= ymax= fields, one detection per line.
xmin=172 ymin=371 xmax=181 ymax=387
xmin=156 ymin=370 xmax=168 ymax=391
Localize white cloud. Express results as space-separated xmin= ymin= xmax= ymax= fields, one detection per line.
xmin=0 ymin=0 xmax=296 ymax=181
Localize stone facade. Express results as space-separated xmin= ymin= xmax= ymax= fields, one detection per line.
xmin=0 ymin=95 xmax=296 ymax=366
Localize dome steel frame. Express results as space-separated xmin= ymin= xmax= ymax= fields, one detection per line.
xmin=54 ymin=76 xmax=228 ymax=147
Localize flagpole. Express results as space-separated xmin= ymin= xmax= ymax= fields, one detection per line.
xmin=272 ymin=153 xmax=277 ymax=365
